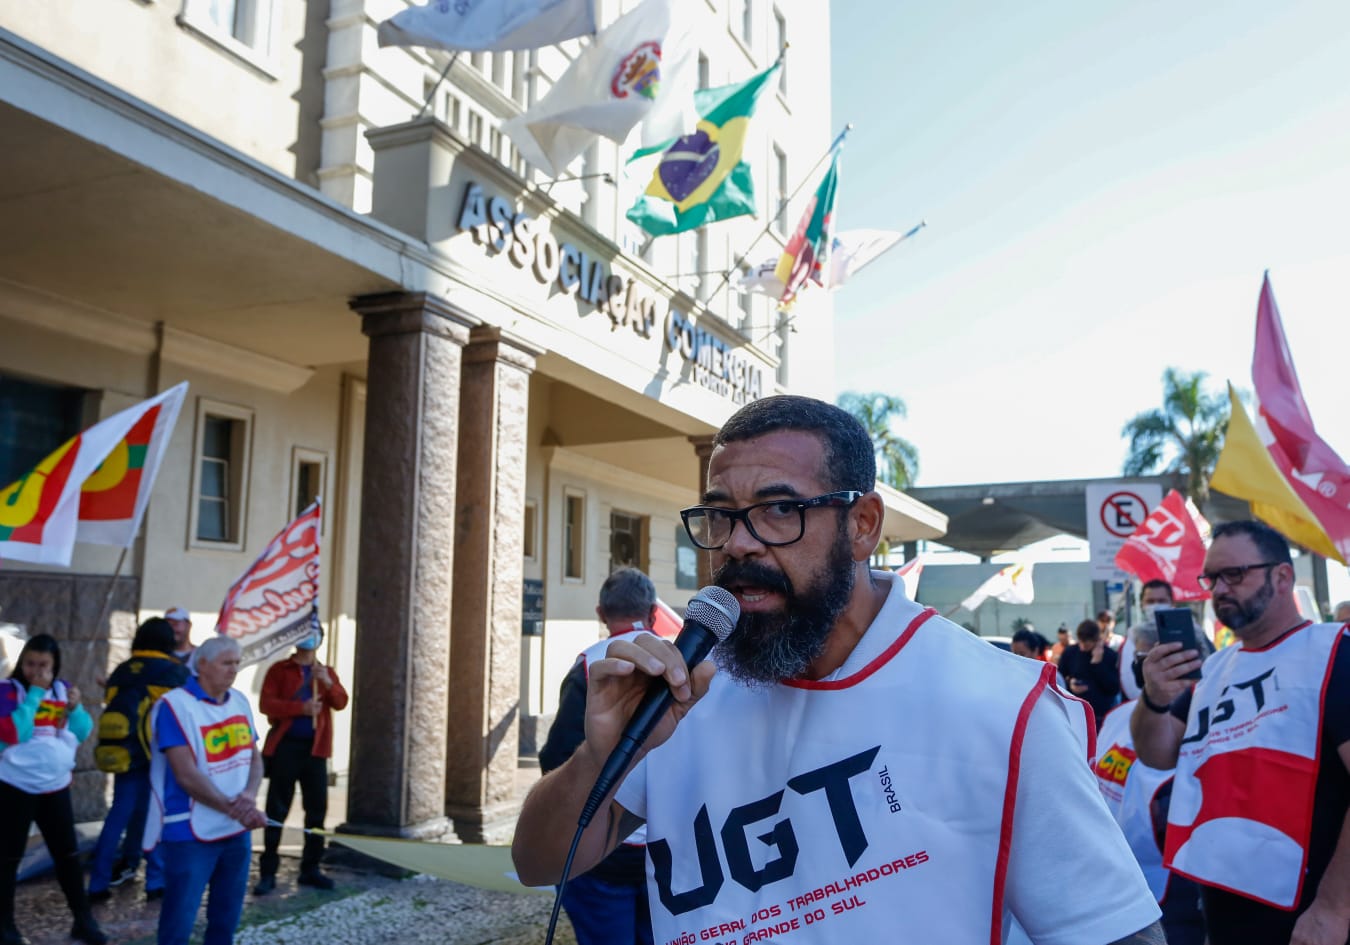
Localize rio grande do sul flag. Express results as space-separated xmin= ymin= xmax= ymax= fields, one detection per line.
xmin=216 ymin=500 xmax=322 ymax=667
xmin=0 ymin=384 xmax=188 ymax=566
xmin=775 ymin=132 xmax=844 ymax=306
xmin=1114 ymin=489 xmax=1211 ymax=602
xmin=77 ymin=382 xmax=187 ymax=548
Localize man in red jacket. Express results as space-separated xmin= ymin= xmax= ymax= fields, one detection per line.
xmin=253 ymin=625 xmax=348 ymax=895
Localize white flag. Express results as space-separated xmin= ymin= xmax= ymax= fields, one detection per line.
xmin=503 ymin=0 xmax=695 ymax=177
xmin=378 ymin=0 xmax=595 ymax=53
xmin=960 ymin=562 xmax=1035 ymax=612
xmin=736 ymin=256 xmax=785 ymax=298
xmin=827 ymin=224 xmax=925 ymax=288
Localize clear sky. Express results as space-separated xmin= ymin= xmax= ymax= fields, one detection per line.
xmin=827 ymin=0 xmax=1350 ymax=488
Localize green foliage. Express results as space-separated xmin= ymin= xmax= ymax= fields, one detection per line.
xmin=837 ymin=391 xmax=920 ymax=490
xmin=1121 ymin=368 xmax=1231 ymax=507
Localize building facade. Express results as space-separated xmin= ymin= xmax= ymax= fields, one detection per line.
xmin=0 ymin=0 xmax=945 ymax=842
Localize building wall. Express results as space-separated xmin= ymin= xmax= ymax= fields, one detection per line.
xmin=0 ymin=303 xmax=364 ymax=781
xmin=2 ymin=0 xmax=324 ymax=182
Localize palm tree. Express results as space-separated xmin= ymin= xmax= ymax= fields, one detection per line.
xmin=1121 ymin=368 xmax=1229 ymax=507
xmin=837 ymin=391 xmax=920 ymax=490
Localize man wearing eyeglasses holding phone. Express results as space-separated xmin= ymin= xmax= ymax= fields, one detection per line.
xmin=1133 ymin=520 xmax=1350 ymax=945
xmin=515 ymin=395 xmax=1164 ymax=945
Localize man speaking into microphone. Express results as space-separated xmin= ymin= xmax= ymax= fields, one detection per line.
xmin=513 ymin=395 xmax=1164 ymax=945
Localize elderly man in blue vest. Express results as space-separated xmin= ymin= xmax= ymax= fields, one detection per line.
xmin=147 ymin=636 xmax=266 ymax=945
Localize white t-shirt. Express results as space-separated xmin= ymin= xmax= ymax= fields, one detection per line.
xmin=617 ymin=573 xmax=1158 ymax=945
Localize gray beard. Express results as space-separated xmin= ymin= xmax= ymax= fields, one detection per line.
xmin=715 ymin=527 xmax=856 ymax=686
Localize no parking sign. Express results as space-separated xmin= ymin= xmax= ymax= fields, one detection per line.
xmin=1085 ymin=483 xmax=1162 ymax=580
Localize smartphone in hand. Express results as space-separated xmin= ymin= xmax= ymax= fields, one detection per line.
xmin=1155 ymin=607 xmax=1203 ymax=680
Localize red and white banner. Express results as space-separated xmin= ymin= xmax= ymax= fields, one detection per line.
xmin=0 ymin=384 xmax=188 ymax=566
xmin=1114 ymin=489 xmax=1210 ymax=602
xmin=1253 ymin=274 xmax=1350 ymax=561
xmin=216 ymin=500 xmax=322 ymax=666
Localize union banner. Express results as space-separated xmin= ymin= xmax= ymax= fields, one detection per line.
xmin=216 ymin=500 xmax=322 ymax=666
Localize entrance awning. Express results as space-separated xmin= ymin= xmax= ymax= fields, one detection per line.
xmin=0 ymin=29 xmax=423 ymax=371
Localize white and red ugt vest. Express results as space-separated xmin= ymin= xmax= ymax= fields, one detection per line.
xmin=1165 ymin=621 xmax=1344 ymax=909
xmin=1094 ymin=701 xmax=1172 ymax=900
xmin=631 ymin=578 xmax=1088 ymax=945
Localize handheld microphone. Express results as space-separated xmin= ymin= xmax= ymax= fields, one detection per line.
xmin=577 ymin=586 xmax=739 ymax=828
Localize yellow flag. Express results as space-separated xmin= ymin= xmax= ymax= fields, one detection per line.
xmin=1210 ymin=383 xmax=1344 ymax=563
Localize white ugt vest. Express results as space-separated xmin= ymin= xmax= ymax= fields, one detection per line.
xmin=1166 ymin=622 xmax=1343 ymax=908
xmin=146 ymin=685 xmax=257 ymax=846
xmin=625 ymin=584 xmax=1091 ymax=945
xmin=1093 ymin=701 xmax=1172 ymax=900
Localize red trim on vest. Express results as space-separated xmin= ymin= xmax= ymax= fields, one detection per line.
xmin=989 ymin=664 xmax=1051 ymax=945
xmin=1050 ymin=673 xmax=1097 ymax=761
xmin=782 ymin=607 xmax=938 ymax=690
xmin=1241 ymin=619 xmax=1312 ymax=653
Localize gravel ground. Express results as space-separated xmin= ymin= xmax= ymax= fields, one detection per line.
xmin=13 ymin=836 xmax=576 ymax=945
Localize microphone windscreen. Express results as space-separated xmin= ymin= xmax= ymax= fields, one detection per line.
xmin=684 ymin=586 xmax=739 ymax=643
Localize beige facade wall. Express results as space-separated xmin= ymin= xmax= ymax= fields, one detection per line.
xmin=2 ymin=0 xmax=325 ymax=182
xmin=0 ymin=300 xmax=365 ymax=773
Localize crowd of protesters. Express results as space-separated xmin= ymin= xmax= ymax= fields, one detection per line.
xmin=0 ymin=610 xmax=342 ymax=945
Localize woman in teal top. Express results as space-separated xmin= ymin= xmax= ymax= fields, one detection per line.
xmin=0 ymin=634 xmax=105 ymax=945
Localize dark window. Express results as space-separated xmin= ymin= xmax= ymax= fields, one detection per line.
xmin=0 ymin=374 xmax=85 ymax=489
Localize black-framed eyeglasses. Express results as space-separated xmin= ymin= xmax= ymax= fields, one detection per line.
xmin=680 ymin=491 xmax=863 ymax=551
xmin=1197 ymin=562 xmax=1283 ymax=592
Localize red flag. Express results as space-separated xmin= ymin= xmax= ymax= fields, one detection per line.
xmin=1253 ymin=274 xmax=1350 ymax=560
xmin=216 ymin=500 xmax=322 ymax=665
xmin=652 ymin=599 xmax=682 ymax=639
xmin=1114 ymin=490 xmax=1210 ymax=602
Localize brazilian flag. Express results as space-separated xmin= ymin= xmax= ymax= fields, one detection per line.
xmin=626 ymin=60 xmax=781 ymax=237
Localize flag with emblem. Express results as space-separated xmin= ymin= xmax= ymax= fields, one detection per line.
xmin=0 ymin=385 xmax=189 ymax=566
xmin=502 ymin=0 xmax=695 ymax=177
xmin=77 ymin=382 xmax=187 ymax=548
xmin=960 ymin=561 xmax=1035 ymax=611
xmin=774 ymin=130 xmax=844 ymax=307
xmin=1114 ymin=489 xmax=1211 ymax=601
xmin=625 ymin=59 xmax=780 ymax=236
xmin=377 ymin=0 xmax=594 ymax=53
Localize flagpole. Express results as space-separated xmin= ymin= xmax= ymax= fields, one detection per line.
xmin=414 ymin=52 xmax=461 ymax=120
xmin=91 ymin=545 xmax=131 ymax=646
xmin=701 ymin=123 xmax=853 ymax=321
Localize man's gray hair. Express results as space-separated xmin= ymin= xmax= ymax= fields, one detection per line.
xmin=598 ymin=567 xmax=657 ymax=622
xmin=1130 ymin=622 xmax=1159 ymax=650
xmin=194 ymin=636 xmax=241 ymax=667
xmin=1334 ymin=600 xmax=1350 ymax=621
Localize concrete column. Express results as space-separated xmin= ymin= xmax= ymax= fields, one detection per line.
xmin=689 ymin=435 xmax=717 ymax=589
xmin=445 ymin=326 xmax=542 ymax=843
xmin=343 ymin=292 xmax=475 ymax=839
